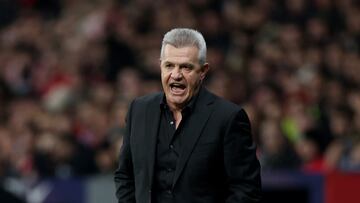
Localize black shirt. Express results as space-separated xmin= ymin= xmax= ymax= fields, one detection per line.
xmin=153 ymin=94 xmax=197 ymax=202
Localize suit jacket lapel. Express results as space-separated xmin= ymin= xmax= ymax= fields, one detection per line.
xmin=172 ymin=88 xmax=216 ymax=188
xmin=145 ymin=95 xmax=161 ymax=189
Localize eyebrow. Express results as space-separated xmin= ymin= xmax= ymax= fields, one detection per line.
xmin=180 ymin=63 xmax=194 ymax=68
xmin=162 ymin=61 xmax=195 ymax=67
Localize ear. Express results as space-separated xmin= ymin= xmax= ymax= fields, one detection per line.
xmin=200 ymin=63 xmax=209 ymax=80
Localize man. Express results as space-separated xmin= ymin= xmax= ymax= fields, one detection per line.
xmin=114 ymin=28 xmax=261 ymax=203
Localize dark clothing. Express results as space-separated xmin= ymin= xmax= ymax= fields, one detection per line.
xmin=153 ymin=94 xmax=196 ymax=202
xmin=114 ymin=87 xmax=262 ymax=203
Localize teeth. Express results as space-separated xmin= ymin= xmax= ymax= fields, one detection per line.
xmin=170 ymin=83 xmax=184 ymax=87
xmin=170 ymin=83 xmax=185 ymax=89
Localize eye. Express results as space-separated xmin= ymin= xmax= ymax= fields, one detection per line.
xmin=181 ymin=64 xmax=194 ymax=71
xmin=164 ymin=63 xmax=174 ymax=69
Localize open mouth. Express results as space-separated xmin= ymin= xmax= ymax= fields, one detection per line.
xmin=169 ymin=82 xmax=186 ymax=94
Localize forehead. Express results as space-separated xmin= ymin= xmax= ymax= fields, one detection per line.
xmin=162 ymin=44 xmax=199 ymax=63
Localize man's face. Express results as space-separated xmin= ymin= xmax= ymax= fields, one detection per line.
xmin=160 ymin=44 xmax=208 ymax=110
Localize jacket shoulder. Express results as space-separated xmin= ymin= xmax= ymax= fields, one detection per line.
xmin=133 ymin=92 xmax=162 ymax=105
xmin=209 ymin=93 xmax=250 ymax=121
xmin=212 ymin=94 xmax=242 ymax=113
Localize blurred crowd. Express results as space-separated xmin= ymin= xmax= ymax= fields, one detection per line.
xmin=0 ymin=0 xmax=360 ymax=185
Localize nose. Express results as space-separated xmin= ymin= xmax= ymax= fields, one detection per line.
xmin=171 ymin=67 xmax=183 ymax=80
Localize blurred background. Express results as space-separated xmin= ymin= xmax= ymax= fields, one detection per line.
xmin=0 ymin=0 xmax=359 ymax=202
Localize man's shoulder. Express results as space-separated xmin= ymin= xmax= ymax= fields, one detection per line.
xmin=209 ymin=92 xmax=241 ymax=112
xmin=133 ymin=92 xmax=163 ymax=105
xmin=197 ymin=87 xmax=242 ymax=113
xmin=209 ymin=94 xmax=250 ymax=123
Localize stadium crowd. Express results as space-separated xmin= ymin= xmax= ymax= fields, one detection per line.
xmin=0 ymin=0 xmax=360 ymax=185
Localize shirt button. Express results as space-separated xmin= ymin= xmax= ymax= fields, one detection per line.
xmin=167 ymin=190 xmax=172 ymax=195
xmin=170 ymin=121 xmax=174 ymax=125
xmin=169 ymin=144 xmax=174 ymax=149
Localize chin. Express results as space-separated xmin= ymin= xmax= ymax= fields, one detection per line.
xmin=169 ymin=96 xmax=188 ymax=106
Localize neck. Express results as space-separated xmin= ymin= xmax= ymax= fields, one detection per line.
xmin=172 ymin=109 xmax=182 ymax=129
xmin=168 ymin=103 xmax=185 ymax=113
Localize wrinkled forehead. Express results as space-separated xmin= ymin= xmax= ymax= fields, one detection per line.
xmin=161 ymin=44 xmax=200 ymax=63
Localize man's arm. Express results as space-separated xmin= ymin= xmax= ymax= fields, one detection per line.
xmin=114 ymin=101 xmax=136 ymax=203
xmin=223 ymin=108 xmax=262 ymax=203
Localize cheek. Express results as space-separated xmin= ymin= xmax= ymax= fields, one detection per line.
xmin=186 ymin=74 xmax=201 ymax=87
xmin=161 ymin=72 xmax=170 ymax=83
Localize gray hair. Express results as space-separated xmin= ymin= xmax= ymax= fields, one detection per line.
xmin=160 ymin=28 xmax=207 ymax=65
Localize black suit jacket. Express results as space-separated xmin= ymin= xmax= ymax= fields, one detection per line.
xmin=114 ymin=87 xmax=261 ymax=203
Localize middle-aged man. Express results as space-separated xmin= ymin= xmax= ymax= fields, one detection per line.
xmin=114 ymin=28 xmax=261 ymax=203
